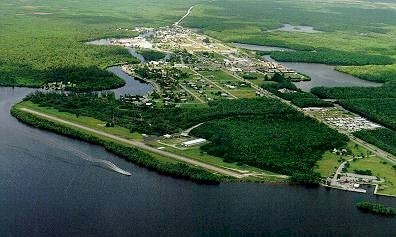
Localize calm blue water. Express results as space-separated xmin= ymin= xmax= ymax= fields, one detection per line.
xmin=107 ymin=66 xmax=152 ymax=97
xmin=263 ymin=55 xmax=383 ymax=91
xmin=0 ymin=87 xmax=395 ymax=236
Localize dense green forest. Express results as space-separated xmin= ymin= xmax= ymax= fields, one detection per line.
xmin=338 ymin=98 xmax=396 ymax=131
xmin=24 ymin=92 xmax=348 ymax=183
xmin=185 ymin=0 xmax=396 ymax=80
xmin=354 ymin=128 xmax=396 ymax=156
xmin=312 ymin=83 xmax=396 ymax=130
xmin=0 ymin=0 xmax=196 ymax=89
xmin=137 ymin=49 xmax=167 ymax=61
xmin=191 ymin=117 xmax=346 ymax=184
xmin=336 ymin=65 xmax=396 ymax=83
xmin=356 ymin=202 xmax=396 ymax=217
xmin=49 ymin=66 xmax=127 ymax=92
xmin=11 ymin=107 xmax=222 ymax=183
xmin=270 ymin=49 xmax=393 ymax=66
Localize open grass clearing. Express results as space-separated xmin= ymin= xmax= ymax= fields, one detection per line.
xmin=348 ymin=156 xmax=396 ymax=196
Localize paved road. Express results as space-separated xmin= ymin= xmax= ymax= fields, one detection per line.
xmin=20 ymin=108 xmax=246 ymax=178
xmin=182 ymin=123 xmax=204 ymax=136
xmin=349 ymin=135 xmax=396 ymax=164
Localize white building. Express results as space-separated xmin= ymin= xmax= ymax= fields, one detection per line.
xmin=181 ymin=138 xmax=207 ymax=147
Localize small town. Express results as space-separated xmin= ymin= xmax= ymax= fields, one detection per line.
xmin=101 ymin=25 xmax=311 ymax=107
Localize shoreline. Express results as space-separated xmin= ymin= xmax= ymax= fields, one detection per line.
xmin=10 ymin=101 xmax=292 ymax=184
xmin=11 ymin=105 xmax=224 ymax=184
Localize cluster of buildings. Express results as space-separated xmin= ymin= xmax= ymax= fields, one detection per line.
xmin=120 ymin=94 xmax=154 ymax=107
xmin=260 ymin=61 xmax=295 ymax=74
xmin=327 ymin=172 xmax=382 ymax=194
xmin=154 ymin=26 xmax=193 ymax=50
xmin=43 ymin=81 xmax=76 ymax=90
xmin=325 ymin=117 xmax=382 ymax=132
xmin=110 ymin=37 xmax=153 ymax=49
xmin=304 ymin=107 xmax=382 ymax=133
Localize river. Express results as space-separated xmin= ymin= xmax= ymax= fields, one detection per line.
xmin=1 ymin=86 xmax=395 ymax=236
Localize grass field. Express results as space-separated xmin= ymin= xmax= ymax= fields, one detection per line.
xmin=13 ymin=102 xmax=184 ymax=166
xmin=348 ymin=156 xmax=396 ymax=196
xmin=315 ymin=142 xmax=375 ymax=178
xmin=314 ymin=141 xmax=396 ymax=196
xmin=314 ymin=151 xmax=343 ymax=178
xmin=336 ymin=64 xmax=396 ymax=83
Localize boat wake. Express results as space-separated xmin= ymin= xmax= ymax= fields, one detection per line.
xmin=10 ymin=126 xmax=131 ymax=176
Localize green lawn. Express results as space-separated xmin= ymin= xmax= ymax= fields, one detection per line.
xmin=314 ymin=151 xmax=343 ymax=178
xmin=232 ymin=89 xmax=257 ymax=98
xmin=348 ymin=156 xmax=396 ymax=196
xmin=200 ymin=70 xmax=240 ymax=82
xmin=315 ymin=141 xmax=396 ymax=196
xmin=315 ymin=142 xmax=378 ymax=178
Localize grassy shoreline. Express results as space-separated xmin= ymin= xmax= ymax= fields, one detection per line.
xmin=11 ymin=104 xmax=224 ymax=184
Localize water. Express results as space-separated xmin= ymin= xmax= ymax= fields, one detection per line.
xmin=233 ymin=43 xmax=294 ymax=52
xmin=263 ymin=56 xmax=383 ymax=91
xmin=107 ymin=66 xmax=152 ymax=97
xmin=1 ymin=87 xmax=395 ymax=236
xmin=267 ymin=24 xmax=322 ymax=33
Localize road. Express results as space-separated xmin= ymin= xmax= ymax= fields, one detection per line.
xmin=331 ymin=157 xmax=354 ymax=186
xmin=349 ymin=135 xmax=396 ymax=164
xmin=182 ymin=123 xmax=204 ymax=136
xmin=192 ymin=69 xmax=238 ymax=99
xmin=175 ymin=6 xmax=195 ymax=26
xmin=20 ymin=108 xmax=247 ymax=178
xmin=179 ymin=84 xmax=205 ymax=103
xmin=221 ymin=68 xmax=396 ymax=165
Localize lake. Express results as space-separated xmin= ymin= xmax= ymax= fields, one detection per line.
xmin=232 ymin=43 xmax=383 ymax=91
xmin=1 ymin=86 xmax=395 ymax=236
xmin=263 ymin=55 xmax=383 ymax=91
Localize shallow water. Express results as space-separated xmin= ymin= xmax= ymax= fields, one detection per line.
xmin=267 ymin=24 xmax=322 ymax=33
